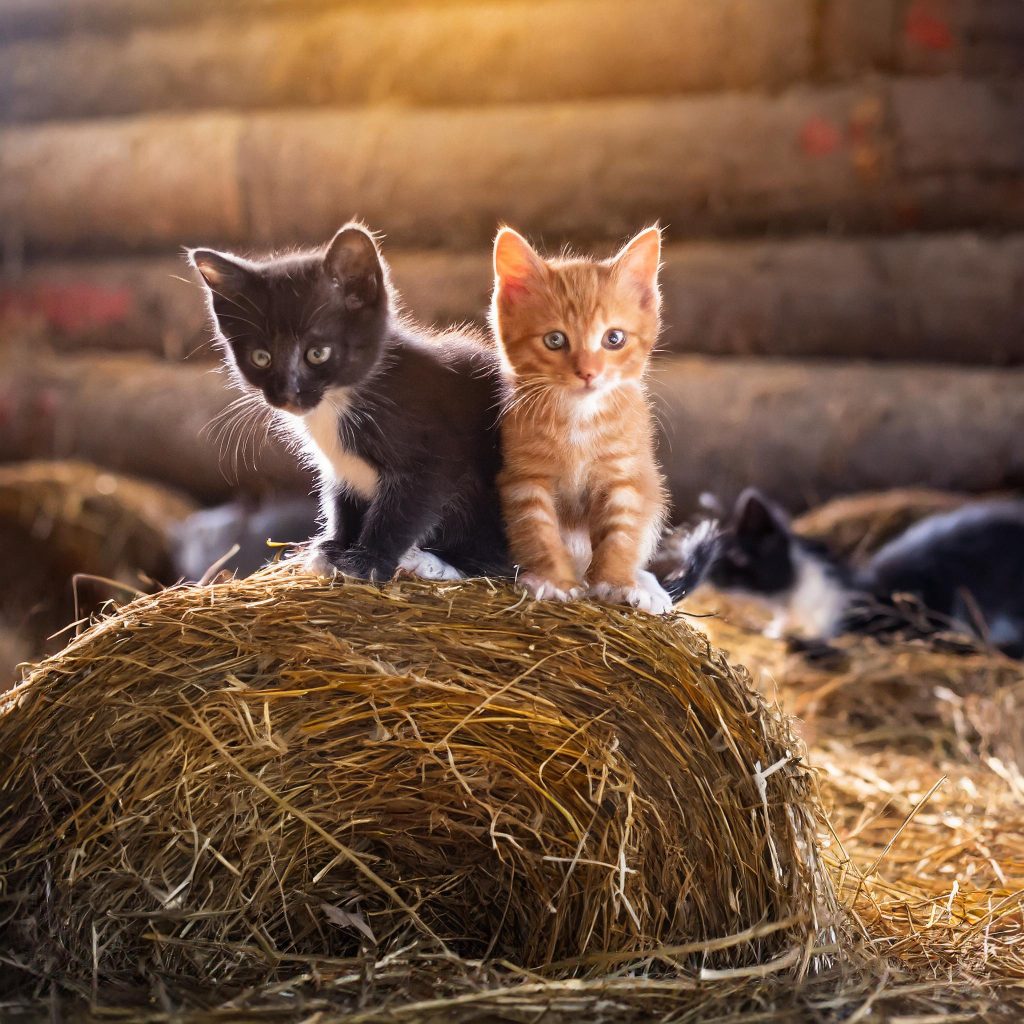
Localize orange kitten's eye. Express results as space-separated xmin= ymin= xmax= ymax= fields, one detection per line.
xmin=603 ymin=329 xmax=627 ymax=350
xmin=543 ymin=331 xmax=568 ymax=350
xmin=250 ymin=348 xmax=272 ymax=368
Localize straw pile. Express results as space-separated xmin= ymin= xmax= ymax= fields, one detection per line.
xmin=0 ymin=460 xmax=196 ymax=682
xmin=0 ymin=459 xmax=194 ymax=579
xmin=792 ymin=487 xmax=972 ymax=561
xmin=0 ymin=568 xmax=835 ymax=1006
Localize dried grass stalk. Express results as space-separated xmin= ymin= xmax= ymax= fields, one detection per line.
xmin=0 ymin=567 xmax=836 ymax=997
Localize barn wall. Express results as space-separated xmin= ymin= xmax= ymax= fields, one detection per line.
xmin=0 ymin=0 xmax=1021 ymax=510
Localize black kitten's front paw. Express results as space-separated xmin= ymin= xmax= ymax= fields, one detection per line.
xmin=303 ymin=539 xmax=345 ymax=579
xmin=303 ymin=540 xmax=395 ymax=582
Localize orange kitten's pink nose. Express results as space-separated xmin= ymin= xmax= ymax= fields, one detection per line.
xmin=575 ymin=368 xmax=597 ymax=384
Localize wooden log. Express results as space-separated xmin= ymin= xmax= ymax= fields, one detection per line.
xmin=650 ymin=357 xmax=1024 ymax=514
xmin=6 ymin=233 xmax=1024 ymax=365
xmin=3 ymin=0 xmax=1020 ymax=97
xmin=0 ymin=0 xmax=813 ymax=122
xmin=0 ymin=114 xmax=246 ymax=253
xmin=822 ymin=0 xmax=1024 ymax=79
xmin=2 ymin=348 xmax=1023 ymax=515
xmin=0 ymin=0 xmax=476 ymax=39
xmin=0 ymin=349 xmax=310 ymax=503
xmin=3 ymin=80 xmax=1022 ymax=258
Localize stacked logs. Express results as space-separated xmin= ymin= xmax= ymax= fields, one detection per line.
xmin=0 ymin=0 xmax=1021 ymax=509
xmin=2 ymin=346 xmax=1023 ymax=512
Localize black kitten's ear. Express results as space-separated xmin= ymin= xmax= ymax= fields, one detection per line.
xmin=734 ymin=488 xmax=788 ymax=539
xmin=189 ymin=248 xmax=254 ymax=296
xmin=324 ymin=226 xmax=384 ymax=311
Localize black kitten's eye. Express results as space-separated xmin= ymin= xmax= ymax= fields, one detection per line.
xmin=250 ymin=348 xmax=272 ymax=368
xmin=543 ymin=331 xmax=568 ymax=350
xmin=603 ymin=329 xmax=627 ymax=350
xmin=306 ymin=344 xmax=332 ymax=366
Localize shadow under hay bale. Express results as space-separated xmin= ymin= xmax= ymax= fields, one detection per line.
xmin=0 ymin=570 xmax=836 ymax=1001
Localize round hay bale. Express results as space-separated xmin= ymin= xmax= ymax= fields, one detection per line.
xmin=0 ymin=459 xmax=195 ymax=575
xmin=0 ymin=569 xmax=834 ymax=994
xmin=0 ymin=459 xmax=197 ymax=680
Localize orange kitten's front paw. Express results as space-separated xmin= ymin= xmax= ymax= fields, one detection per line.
xmin=590 ymin=575 xmax=673 ymax=615
xmin=517 ymin=572 xmax=583 ymax=603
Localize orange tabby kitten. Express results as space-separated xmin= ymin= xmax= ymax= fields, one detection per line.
xmin=490 ymin=226 xmax=672 ymax=613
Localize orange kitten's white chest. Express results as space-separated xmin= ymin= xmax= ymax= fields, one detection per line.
xmin=291 ymin=387 xmax=379 ymax=500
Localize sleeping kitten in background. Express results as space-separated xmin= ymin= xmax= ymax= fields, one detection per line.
xmin=696 ymin=488 xmax=1024 ymax=658
xmin=490 ymin=226 xmax=672 ymax=613
xmin=191 ymin=224 xmax=508 ymax=582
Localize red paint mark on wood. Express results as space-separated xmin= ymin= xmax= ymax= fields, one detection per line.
xmin=800 ymin=117 xmax=842 ymax=157
xmin=36 ymin=388 xmax=59 ymax=419
xmin=0 ymin=283 xmax=133 ymax=333
xmin=905 ymin=2 xmax=954 ymax=51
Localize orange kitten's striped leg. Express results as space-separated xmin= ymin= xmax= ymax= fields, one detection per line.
xmin=499 ymin=474 xmax=582 ymax=601
xmin=588 ymin=485 xmax=671 ymax=614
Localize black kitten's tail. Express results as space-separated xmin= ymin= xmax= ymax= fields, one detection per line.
xmin=655 ymin=519 xmax=722 ymax=602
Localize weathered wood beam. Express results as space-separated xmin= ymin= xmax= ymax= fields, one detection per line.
xmin=5 ymin=234 xmax=1022 ymax=365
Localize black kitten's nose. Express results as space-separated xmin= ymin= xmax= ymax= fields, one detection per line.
xmin=268 ymin=391 xmax=308 ymax=415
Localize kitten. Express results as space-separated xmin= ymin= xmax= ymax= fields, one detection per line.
xmin=190 ymin=224 xmax=508 ymax=582
xmin=490 ymin=226 xmax=672 ymax=613
xmin=695 ymin=488 xmax=1024 ymax=657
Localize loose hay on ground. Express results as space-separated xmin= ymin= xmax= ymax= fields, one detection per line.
xmin=0 ymin=567 xmax=836 ymax=1005
xmin=687 ymin=590 xmax=1024 ymax=1017
xmin=693 ymin=591 xmax=1024 ymax=758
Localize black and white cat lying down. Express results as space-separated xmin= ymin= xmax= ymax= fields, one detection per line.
xmin=671 ymin=489 xmax=1024 ymax=658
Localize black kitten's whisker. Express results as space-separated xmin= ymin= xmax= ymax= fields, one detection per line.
xmin=207 ymin=284 xmax=263 ymax=320
xmin=301 ymin=298 xmax=331 ymax=334
xmin=218 ymin=311 xmax=266 ymax=334
xmin=205 ymin=388 xmax=269 ymax=481
xmin=203 ymin=393 xmax=265 ymax=452
xmin=241 ymin=406 xmax=272 ymax=473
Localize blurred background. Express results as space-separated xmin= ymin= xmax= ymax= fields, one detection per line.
xmin=0 ymin=0 xmax=1021 ymax=674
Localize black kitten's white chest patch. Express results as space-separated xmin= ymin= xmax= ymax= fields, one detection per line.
xmin=297 ymin=388 xmax=379 ymax=500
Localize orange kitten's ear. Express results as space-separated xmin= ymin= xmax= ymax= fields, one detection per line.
xmin=493 ymin=227 xmax=546 ymax=298
xmin=613 ymin=226 xmax=662 ymax=306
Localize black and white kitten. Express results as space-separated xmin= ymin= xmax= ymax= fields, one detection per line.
xmin=191 ymin=224 xmax=509 ymax=582
xmin=696 ymin=488 xmax=1024 ymax=658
